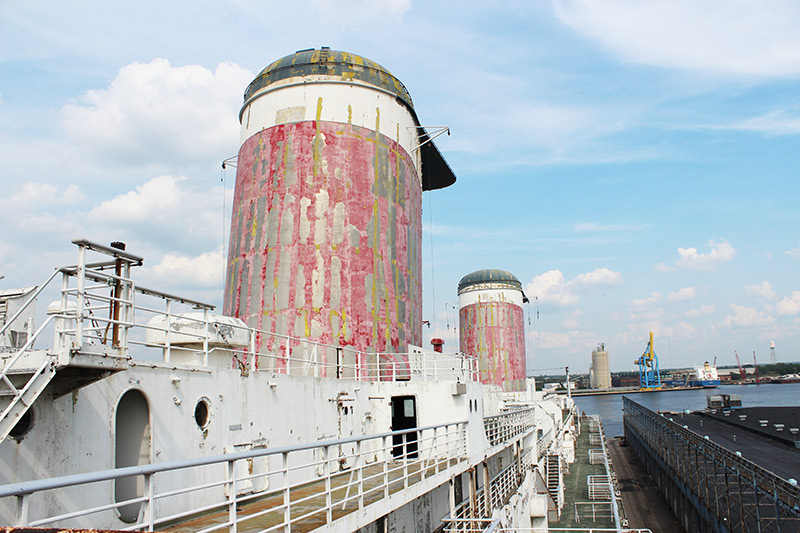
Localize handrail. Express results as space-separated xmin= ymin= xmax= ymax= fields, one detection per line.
xmin=70 ymin=238 xmax=144 ymax=263
xmin=2 ymin=420 xmax=469 ymax=531
xmin=0 ymin=314 xmax=58 ymax=392
xmin=0 ymin=270 xmax=59 ymax=337
xmin=623 ymin=397 xmax=800 ymax=498
xmin=0 ymin=420 xmax=467 ymax=498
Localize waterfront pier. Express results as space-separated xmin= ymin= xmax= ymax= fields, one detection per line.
xmin=623 ymin=397 xmax=800 ymax=532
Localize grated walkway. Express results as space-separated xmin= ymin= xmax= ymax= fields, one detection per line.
xmin=550 ymin=419 xmax=616 ymax=529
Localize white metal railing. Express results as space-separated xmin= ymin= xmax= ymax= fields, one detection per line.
xmin=589 ymin=433 xmax=602 ymax=445
xmin=587 ymin=475 xmax=612 ymax=500
xmin=581 ymin=415 xmax=622 ymax=530
xmin=445 ymin=525 xmax=653 ymax=533
xmin=443 ymin=450 xmax=529 ymax=532
xmin=483 ymin=408 xmax=535 ymax=446
xmin=588 ymin=449 xmax=605 ymax=465
xmin=537 ymin=427 xmax=554 ymax=460
xmin=3 ymin=239 xmax=479 ymax=385
xmin=574 ymin=501 xmax=615 ymax=523
xmin=0 ymin=420 xmax=467 ymax=531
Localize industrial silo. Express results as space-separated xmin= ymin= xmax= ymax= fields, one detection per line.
xmin=224 ymin=48 xmax=455 ymax=374
xmin=458 ymin=270 xmax=528 ymax=391
xmin=590 ymin=343 xmax=611 ymax=389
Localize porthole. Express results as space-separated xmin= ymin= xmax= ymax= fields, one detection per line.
xmin=9 ymin=408 xmax=34 ymax=440
xmin=194 ymin=398 xmax=211 ymax=428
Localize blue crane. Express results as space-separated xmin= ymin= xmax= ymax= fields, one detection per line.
xmin=635 ymin=331 xmax=662 ymax=389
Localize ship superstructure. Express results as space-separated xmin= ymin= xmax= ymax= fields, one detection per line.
xmin=687 ymin=360 xmax=720 ymax=388
xmin=0 ymin=48 xmax=631 ymax=532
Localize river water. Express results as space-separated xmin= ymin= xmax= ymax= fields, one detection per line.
xmin=573 ymin=382 xmax=800 ymax=437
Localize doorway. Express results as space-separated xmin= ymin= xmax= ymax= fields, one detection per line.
xmin=391 ymin=395 xmax=418 ymax=459
xmin=115 ymin=389 xmax=151 ymax=522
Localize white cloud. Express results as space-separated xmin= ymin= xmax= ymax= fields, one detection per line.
xmin=745 ymin=281 xmax=777 ymax=300
xmin=722 ymin=304 xmax=774 ymax=327
xmin=675 ymin=239 xmax=736 ymax=271
xmin=9 ymin=182 xmax=84 ymax=207
xmin=527 ymin=270 xmax=577 ymax=307
xmin=61 ymin=59 xmax=252 ymax=168
xmin=143 ymin=248 xmax=224 ymax=289
xmin=629 ymin=308 xmax=664 ymax=322
xmin=685 ymin=305 xmax=715 ymax=318
xmin=631 ymin=292 xmax=662 ymax=307
xmin=776 ymin=291 xmax=800 ymax=316
xmin=786 ymin=244 xmax=800 ymax=259
xmin=572 ymin=267 xmax=622 ymax=286
xmin=667 ymin=286 xmax=696 ymax=302
xmin=724 ymin=110 xmax=800 ymax=135
xmin=654 ymin=262 xmax=677 ymax=272
xmin=553 ymin=0 xmax=800 ymax=78
xmin=526 ymin=267 xmax=622 ymax=307
xmin=530 ymin=331 xmax=572 ymax=350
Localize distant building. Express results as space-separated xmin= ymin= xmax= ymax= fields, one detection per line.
xmin=590 ymin=343 xmax=612 ymax=389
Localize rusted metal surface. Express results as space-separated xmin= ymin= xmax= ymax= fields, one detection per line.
xmin=0 ymin=527 xmax=130 ymax=533
xmin=225 ymin=120 xmax=422 ymax=370
xmin=243 ymin=48 xmax=414 ymax=111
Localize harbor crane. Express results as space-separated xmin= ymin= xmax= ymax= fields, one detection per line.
xmin=753 ymin=350 xmax=760 ymax=383
xmin=635 ymin=331 xmax=662 ymax=389
xmin=734 ymin=350 xmax=746 ymax=381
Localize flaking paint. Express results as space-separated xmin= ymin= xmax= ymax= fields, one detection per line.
xmin=459 ymin=298 xmax=526 ymax=392
xmin=225 ymin=120 xmax=421 ymax=374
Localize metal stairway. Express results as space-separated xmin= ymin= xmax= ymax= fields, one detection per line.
xmin=0 ymin=240 xmax=141 ymax=443
xmin=546 ymin=453 xmax=561 ymax=508
xmin=0 ymin=358 xmax=57 ymax=441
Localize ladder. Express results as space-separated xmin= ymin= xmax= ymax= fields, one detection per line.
xmin=546 ymin=453 xmax=561 ymax=507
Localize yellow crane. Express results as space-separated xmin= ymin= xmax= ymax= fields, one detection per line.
xmin=634 ymin=331 xmax=662 ymax=389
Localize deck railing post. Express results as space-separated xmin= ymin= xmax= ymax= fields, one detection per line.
xmin=58 ymin=272 xmax=69 ymax=350
xmin=249 ymin=328 xmax=257 ymax=372
xmin=356 ymin=440 xmax=364 ymax=509
xmin=402 ymin=432 xmax=408 ymax=489
xmin=15 ymin=493 xmax=30 ymax=527
xmin=75 ymin=243 xmax=86 ymax=349
xmin=284 ymin=336 xmax=291 ymax=374
xmin=202 ymin=308 xmax=210 ymax=367
xmin=142 ymin=473 xmax=154 ymax=531
xmin=383 ymin=435 xmax=390 ymax=499
xmin=164 ymin=300 xmax=171 ymax=363
xmin=227 ymin=460 xmax=238 ymax=533
xmin=282 ymin=452 xmax=290 ymax=532
xmin=323 ymin=445 xmax=332 ymax=523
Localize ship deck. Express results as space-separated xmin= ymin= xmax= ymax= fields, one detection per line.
xmin=165 ymin=458 xmax=461 ymax=533
xmin=550 ymin=418 xmax=616 ymax=529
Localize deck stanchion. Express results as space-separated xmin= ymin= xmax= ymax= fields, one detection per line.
xmin=142 ymin=473 xmax=154 ymax=532
xmin=323 ymin=445 xmax=332 ymax=523
xmin=383 ymin=435 xmax=390 ymax=499
xmin=227 ymin=460 xmax=238 ymax=533
xmin=15 ymin=493 xmax=29 ymax=527
xmin=356 ymin=440 xmax=364 ymax=508
xmin=282 ymin=452 xmax=290 ymax=532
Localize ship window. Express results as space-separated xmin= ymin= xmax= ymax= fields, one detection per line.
xmin=115 ymin=389 xmax=151 ymax=523
xmin=195 ymin=398 xmax=210 ymax=428
xmin=9 ymin=407 xmax=34 ymax=440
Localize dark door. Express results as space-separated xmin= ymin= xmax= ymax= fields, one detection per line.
xmin=391 ymin=395 xmax=418 ymax=458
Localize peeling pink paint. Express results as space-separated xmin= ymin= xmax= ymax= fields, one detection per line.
xmin=459 ymin=302 xmax=526 ymax=391
xmin=224 ymin=121 xmax=422 ymax=376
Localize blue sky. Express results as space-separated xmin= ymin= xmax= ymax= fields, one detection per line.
xmin=2 ymin=1 xmax=799 ymax=374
